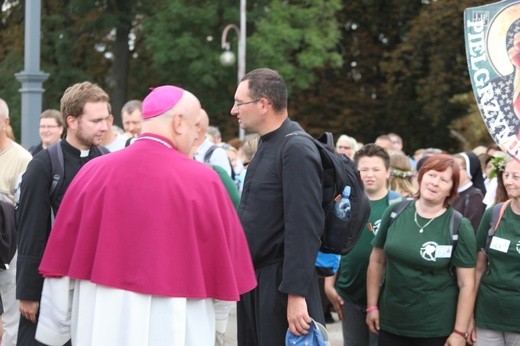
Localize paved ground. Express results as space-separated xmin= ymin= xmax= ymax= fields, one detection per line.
xmin=224 ymin=304 xmax=344 ymax=345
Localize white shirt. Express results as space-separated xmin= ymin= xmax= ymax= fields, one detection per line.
xmin=194 ymin=137 xmax=232 ymax=177
xmin=36 ymin=277 xmax=230 ymax=346
xmin=104 ymin=134 xmax=128 ymax=152
xmin=483 ymin=177 xmax=497 ymax=207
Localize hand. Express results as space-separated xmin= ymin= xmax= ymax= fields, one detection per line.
xmin=467 ymin=318 xmax=477 ymax=345
xmin=365 ymin=309 xmax=380 ymax=334
xmin=287 ymin=294 xmax=311 ymax=336
xmin=444 ymin=332 xmax=467 ymax=346
xmin=324 ymin=284 xmax=343 ymax=320
xmin=19 ymin=300 xmax=39 ymax=323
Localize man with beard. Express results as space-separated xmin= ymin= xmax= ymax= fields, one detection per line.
xmin=16 ymin=82 xmax=110 ymax=345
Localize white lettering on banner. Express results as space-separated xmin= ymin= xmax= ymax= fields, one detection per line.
xmin=466 ymin=18 xmax=517 ymax=149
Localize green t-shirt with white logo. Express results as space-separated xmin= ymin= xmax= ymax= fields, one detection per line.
xmin=372 ymin=200 xmax=476 ymax=338
xmin=475 ymin=205 xmax=520 ymax=333
xmin=335 ymin=195 xmax=392 ymax=306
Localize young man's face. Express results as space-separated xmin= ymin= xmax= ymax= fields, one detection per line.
xmin=357 ymin=156 xmax=390 ymax=196
xmin=73 ymin=101 xmax=110 ymax=148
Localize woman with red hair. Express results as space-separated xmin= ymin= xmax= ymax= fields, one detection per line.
xmin=366 ymin=154 xmax=477 ymax=346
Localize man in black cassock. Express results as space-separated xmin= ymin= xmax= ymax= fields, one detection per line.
xmin=233 ymin=68 xmax=326 ymax=345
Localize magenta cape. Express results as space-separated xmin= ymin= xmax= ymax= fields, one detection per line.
xmin=39 ymin=134 xmax=257 ymax=301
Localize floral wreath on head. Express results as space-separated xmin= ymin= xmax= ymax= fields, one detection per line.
xmin=390 ymin=168 xmax=414 ymax=178
xmin=488 ymin=154 xmax=508 ymax=179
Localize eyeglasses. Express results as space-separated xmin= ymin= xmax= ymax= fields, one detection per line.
xmin=39 ymin=125 xmax=60 ymax=129
xmin=233 ymin=99 xmax=261 ymax=108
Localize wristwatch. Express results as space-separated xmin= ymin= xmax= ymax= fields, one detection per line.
xmin=453 ymin=329 xmax=468 ymax=338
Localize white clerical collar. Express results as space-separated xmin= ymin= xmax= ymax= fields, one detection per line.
xmin=134 ymin=136 xmax=173 ymax=149
xmin=458 ymin=182 xmax=473 ymax=193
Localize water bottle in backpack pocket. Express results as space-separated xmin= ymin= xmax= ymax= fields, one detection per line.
xmin=333 ymin=186 xmax=351 ymax=220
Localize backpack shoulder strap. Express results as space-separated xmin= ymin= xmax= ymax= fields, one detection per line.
xmin=492 ymin=200 xmax=510 ymax=232
xmin=48 ymin=141 xmax=64 ymax=200
xmin=48 ymin=141 xmax=64 ymax=219
xmin=449 ymin=210 xmax=463 ymax=243
xmin=203 ymin=145 xmax=218 ymax=163
xmin=388 ymin=199 xmax=412 ymax=226
xmin=276 ymin=131 xmax=313 ymax=178
xmin=484 ymin=200 xmax=511 ymax=253
xmin=448 ymin=209 xmax=463 ymax=276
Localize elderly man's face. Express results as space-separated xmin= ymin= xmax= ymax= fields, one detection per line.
xmin=336 ymin=139 xmax=354 ymax=158
xmin=178 ymin=102 xmax=202 ymax=156
xmin=122 ymin=109 xmax=143 ymax=137
xmin=0 ymin=115 xmax=9 ymax=140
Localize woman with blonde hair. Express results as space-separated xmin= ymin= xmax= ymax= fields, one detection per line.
xmin=389 ymin=152 xmax=416 ymax=197
xmin=236 ymin=134 xmax=260 ymax=194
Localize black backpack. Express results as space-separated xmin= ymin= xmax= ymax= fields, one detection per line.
xmin=281 ymin=132 xmax=370 ymax=255
xmin=0 ymin=198 xmax=16 ymax=270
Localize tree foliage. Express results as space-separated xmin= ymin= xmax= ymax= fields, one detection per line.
xmin=380 ymin=0 xmax=490 ymax=152
xmin=0 ymin=0 xmax=498 ymax=151
xmin=143 ymin=0 xmax=343 ymax=139
xmin=0 ymin=0 xmax=23 ymax=135
xmin=290 ymin=0 xmax=423 ymax=146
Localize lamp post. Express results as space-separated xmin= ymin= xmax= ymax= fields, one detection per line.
xmin=15 ymin=0 xmax=49 ymax=147
xmin=220 ymin=0 xmax=246 ymax=140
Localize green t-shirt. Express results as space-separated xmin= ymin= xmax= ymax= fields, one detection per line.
xmin=211 ymin=165 xmax=240 ymax=210
xmin=372 ymin=200 xmax=476 ymax=338
xmin=475 ymin=205 xmax=520 ymax=333
xmin=335 ymin=195 xmax=392 ymax=305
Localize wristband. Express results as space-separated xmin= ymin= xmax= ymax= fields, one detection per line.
xmin=452 ymin=329 xmax=468 ymax=338
xmin=365 ymin=306 xmax=378 ymax=313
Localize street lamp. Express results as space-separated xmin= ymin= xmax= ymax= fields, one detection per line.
xmin=220 ymin=0 xmax=246 ymax=139
xmin=15 ymin=0 xmax=48 ymax=147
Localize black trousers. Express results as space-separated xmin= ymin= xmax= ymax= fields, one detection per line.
xmin=17 ymin=314 xmax=72 ymax=346
xmin=237 ymin=261 xmax=325 ymax=346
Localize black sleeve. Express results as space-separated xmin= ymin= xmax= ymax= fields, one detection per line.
xmin=16 ymin=154 xmax=52 ymax=301
xmin=463 ymin=190 xmax=486 ymax=232
xmin=278 ymin=136 xmax=325 ymax=297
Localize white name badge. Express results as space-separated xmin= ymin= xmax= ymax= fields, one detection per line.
xmin=435 ymin=245 xmax=453 ymax=258
xmin=489 ymin=236 xmax=510 ymax=253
